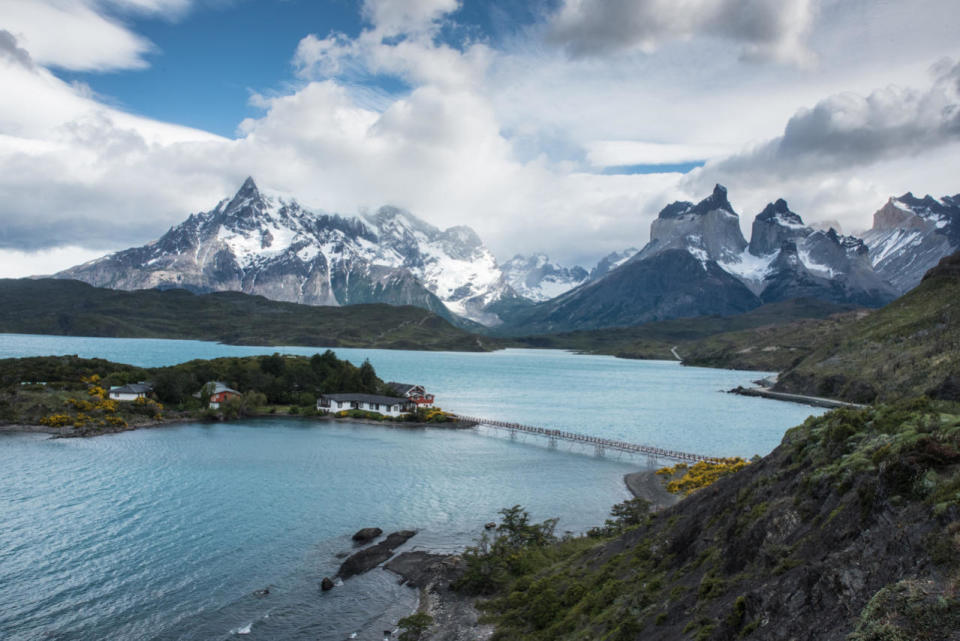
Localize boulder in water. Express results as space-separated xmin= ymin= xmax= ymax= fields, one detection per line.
xmin=351 ymin=527 xmax=383 ymax=544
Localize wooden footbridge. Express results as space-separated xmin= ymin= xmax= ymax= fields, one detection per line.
xmin=451 ymin=414 xmax=719 ymax=464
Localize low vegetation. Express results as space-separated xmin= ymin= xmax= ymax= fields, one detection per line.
xmin=773 ymin=252 xmax=960 ymax=403
xmin=453 ymin=399 xmax=960 ymax=640
xmin=0 ymin=351 xmax=407 ymax=433
xmin=656 ymin=458 xmax=751 ymax=496
xmin=0 ymin=278 xmax=502 ymax=351
xmin=513 ymin=298 xmax=859 ymax=367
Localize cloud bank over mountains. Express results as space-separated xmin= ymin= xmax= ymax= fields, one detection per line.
xmin=0 ymin=0 xmax=959 ymax=276
xmin=547 ymin=0 xmax=817 ymax=65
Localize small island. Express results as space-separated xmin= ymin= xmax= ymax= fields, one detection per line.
xmin=0 ymin=351 xmax=460 ymax=437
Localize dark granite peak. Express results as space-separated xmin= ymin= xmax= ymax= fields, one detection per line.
xmin=756 ymin=198 xmax=803 ymax=224
xmin=657 ymin=184 xmax=735 ymax=220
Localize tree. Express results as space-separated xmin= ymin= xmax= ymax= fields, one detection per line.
xmin=359 ymin=359 xmax=377 ymax=391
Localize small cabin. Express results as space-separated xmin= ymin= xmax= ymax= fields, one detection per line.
xmin=200 ymin=382 xmax=241 ymax=409
xmin=386 ymin=382 xmax=435 ymax=406
xmin=109 ymin=383 xmax=153 ymax=402
xmin=317 ymin=393 xmax=416 ymax=417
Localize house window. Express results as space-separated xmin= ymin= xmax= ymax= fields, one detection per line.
xmin=373 ymin=403 xmax=380 ymax=411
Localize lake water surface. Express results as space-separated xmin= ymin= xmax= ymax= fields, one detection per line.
xmin=0 ymin=334 xmax=822 ymax=640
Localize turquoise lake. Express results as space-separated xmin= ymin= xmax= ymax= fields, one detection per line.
xmin=0 ymin=334 xmax=822 ymax=640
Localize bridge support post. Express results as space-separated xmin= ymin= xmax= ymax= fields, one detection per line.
xmin=647 ymin=455 xmax=658 ymax=469
xmin=548 ymin=436 xmax=557 ymax=449
xmin=509 ymin=430 xmax=516 ymax=441
xmin=595 ymin=444 xmax=605 ymax=457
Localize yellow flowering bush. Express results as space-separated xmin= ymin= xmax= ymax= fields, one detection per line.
xmin=39 ymin=414 xmax=72 ymax=427
xmin=95 ymin=399 xmax=119 ymax=413
xmin=66 ymin=398 xmax=95 ymax=412
xmin=661 ymin=458 xmax=750 ymax=496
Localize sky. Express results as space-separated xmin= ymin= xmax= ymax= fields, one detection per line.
xmin=1 ymin=0 xmax=959 ymax=277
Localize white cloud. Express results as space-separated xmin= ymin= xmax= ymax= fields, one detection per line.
xmin=692 ymin=59 xmax=960 ymax=182
xmin=292 ymin=33 xmax=356 ymax=79
xmin=0 ymin=246 xmax=109 ymax=278
xmin=362 ymin=0 xmax=461 ymax=36
xmin=2 ymin=0 xmax=960 ymax=280
xmin=547 ymin=0 xmax=817 ymax=65
xmin=2 ymin=0 xmax=195 ymax=72
xmin=585 ymin=141 xmax=733 ymax=167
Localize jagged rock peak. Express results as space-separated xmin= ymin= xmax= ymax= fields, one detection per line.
xmin=657 ymin=184 xmax=736 ymax=220
xmin=748 ymin=198 xmax=808 ymax=257
xmin=756 ymin=198 xmax=803 ymax=224
xmin=228 ymin=176 xmax=261 ymax=203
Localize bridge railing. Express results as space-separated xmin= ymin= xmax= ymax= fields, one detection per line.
xmin=452 ymin=415 xmax=719 ymax=464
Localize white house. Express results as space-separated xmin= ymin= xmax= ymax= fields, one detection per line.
xmin=109 ymin=383 xmax=153 ymax=401
xmin=317 ymin=393 xmax=416 ymax=417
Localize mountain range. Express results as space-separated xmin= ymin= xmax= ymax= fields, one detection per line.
xmin=53 ymin=178 xmax=959 ymax=334
xmin=494 ymin=185 xmax=902 ymax=333
xmin=56 ymin=178 xmax=591 ymax=327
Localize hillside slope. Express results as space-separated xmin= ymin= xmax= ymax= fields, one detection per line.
xmin=460 ymin=400 xmax=960 ymax=641
xmin=516 ymin=298 xmax=859 ymax=363
xmin=0 ymin=279 xmax=499 ymax=351
xmin=773 ymin=252 xmax=960 ymax=403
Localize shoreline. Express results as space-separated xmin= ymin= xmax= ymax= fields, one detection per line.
xmin=728 ymin=385 xmax=865 ymax=409
xmin=0 ymin=414 xmax=477 ymax=438
xmin=379 ymin=467 xmax=680 ymax=640
xmin=623 ymin=469 xmax=682 ymax=511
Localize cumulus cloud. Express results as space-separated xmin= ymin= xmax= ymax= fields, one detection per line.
xmin=292 ymin=33 xmax=356 ymax=79
xmin=585 ymin=140 xmax=732 ymax=167
xmin=2 ymin=0 xmax=195 ymax=72
xmin=362 ymin=0 xmax=461 ymax=36
xmin=4 ymin=0 xmax=960 ymax=279
xmin=547 ymin=0 xmax=816 ymax=65
xmin=695 ymin=59 xmax=960 ymax=183
xmin=0 ymin=30 xmax=34 ymax=69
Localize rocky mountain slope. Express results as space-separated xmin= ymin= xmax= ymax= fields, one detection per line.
xmin=499 ymin=186 xmax=896 ymax=334
xmin=862 ymin=192 xmax=960 ymax=293
xmin=54 ymin=178 xmax=596 ymax=326
xmin=500 ymin=254 xmax=589 ymax=302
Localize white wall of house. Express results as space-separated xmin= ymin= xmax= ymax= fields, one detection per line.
xmin=317 ymin=399 xmax=412 ymax=417
xmin=110 ymin=392 xmax=145 ymax=401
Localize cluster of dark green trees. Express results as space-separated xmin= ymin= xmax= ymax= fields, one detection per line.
xmin=0 ymin=351 xmax=389 ymax=410
xmin=149 ymin=351 xmax=387 ymax=406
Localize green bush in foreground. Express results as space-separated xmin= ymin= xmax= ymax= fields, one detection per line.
xmin=397 ymin=612 xmax=434 ymax=641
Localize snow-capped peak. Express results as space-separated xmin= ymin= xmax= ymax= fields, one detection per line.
xmin=501 ymin=253 xmax=589 ymax=302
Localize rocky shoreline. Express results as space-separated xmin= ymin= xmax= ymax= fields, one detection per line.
xmin=350 ymin=468 xmax=677 ymax=640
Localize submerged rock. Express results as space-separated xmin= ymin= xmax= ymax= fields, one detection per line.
xmin=337 ymin=530 xmax=417 ymax=580
xmin=351 ymin=527 xmax=383 ymax=544
xmin=320 ymin=577 xmax=334 ymax=591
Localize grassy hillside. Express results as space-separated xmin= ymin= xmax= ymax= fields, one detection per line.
xmin=773 ymin=252 xmax=960 ymax=403
xmin=454 ymin=399 xmax=960 ymax=641
xmin=515 ymin=298 xmax=858 ymax=365
xmin=0 ymin=279 xmax=501 ymax=352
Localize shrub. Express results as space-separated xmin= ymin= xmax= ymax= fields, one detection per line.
xmin=666 ymin=458 xmax=750 ymax=496
xmin=397 ymin=612 xmax=433 ymax=641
